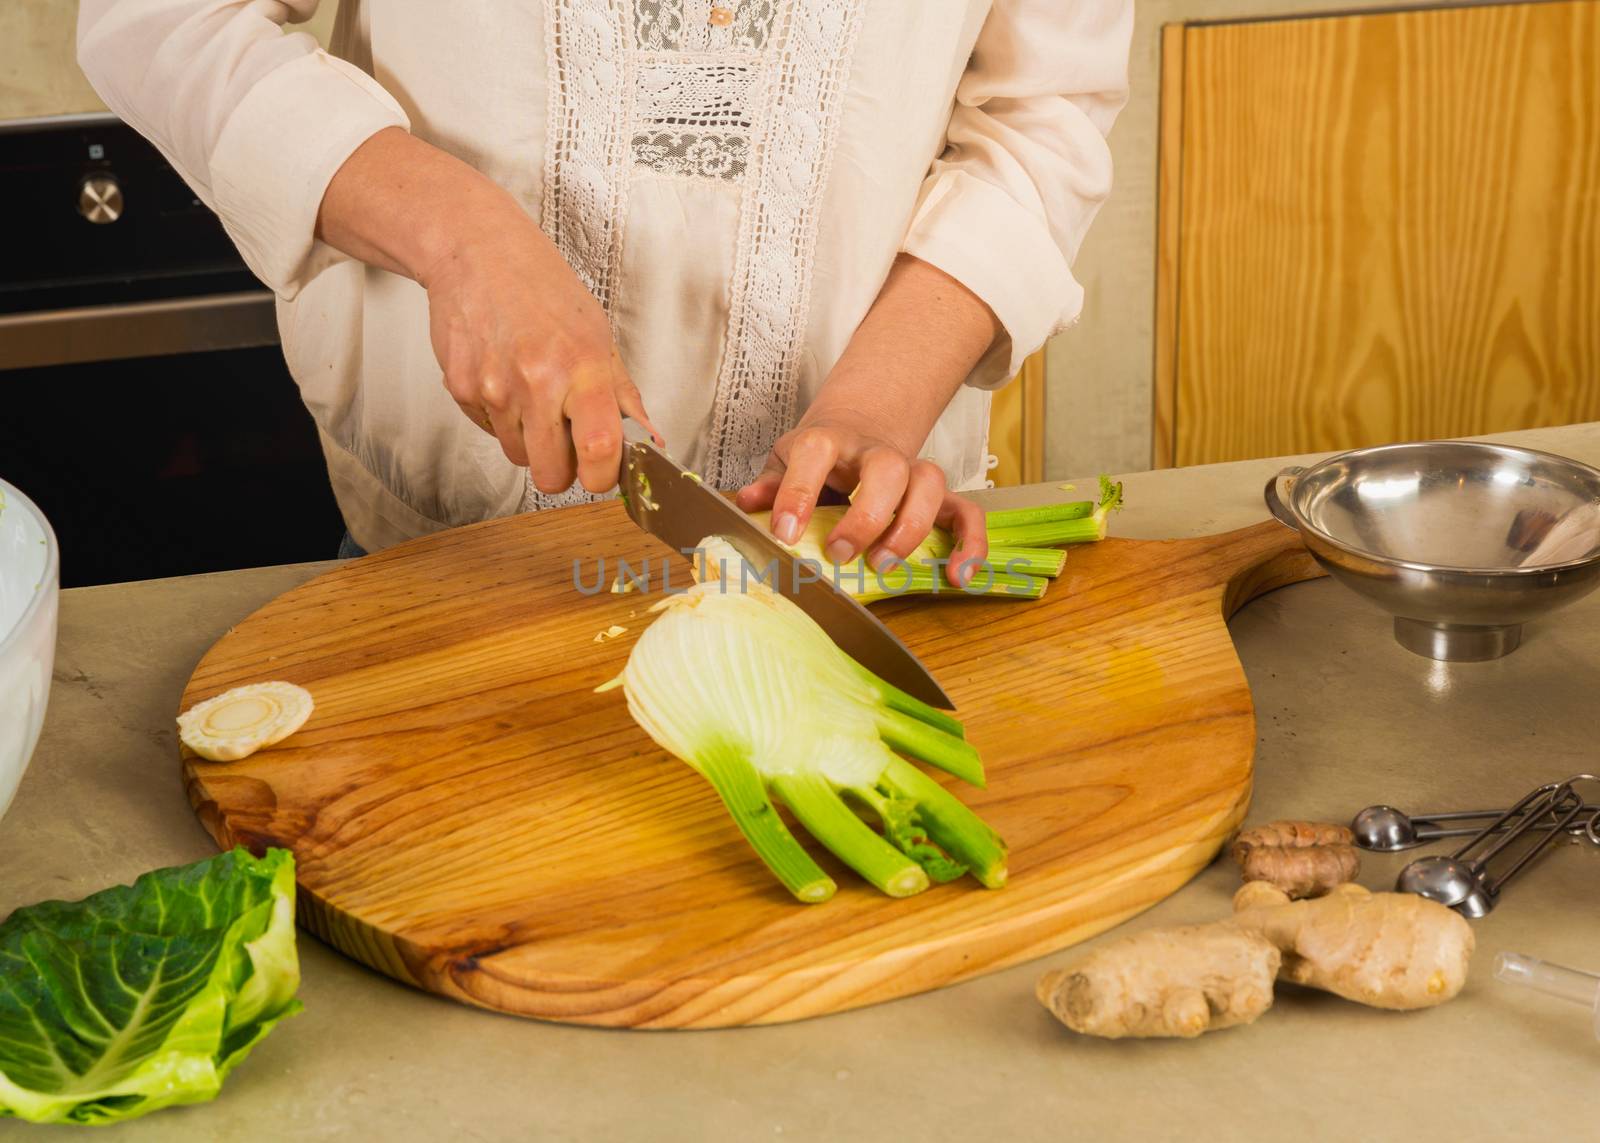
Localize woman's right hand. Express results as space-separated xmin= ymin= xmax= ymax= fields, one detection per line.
xmin=418 ymin=213 xmax=660 ymax=494
xmin=317 ymin=127 xmax=660 ymax=494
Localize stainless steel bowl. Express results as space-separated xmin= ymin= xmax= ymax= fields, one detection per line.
xmin=1265 ymin=441 xmax=1600 ymax=661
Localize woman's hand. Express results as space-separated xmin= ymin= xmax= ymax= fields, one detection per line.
xmin=735 ymin=253 xmax=1003 ymax=589
xmin=735 ymin=411 xmax=987 ymax=588
xmin=418 ymin=216 xmax=659 ymax=494
xmin=316 ymin=127 xmax=660 ymax=494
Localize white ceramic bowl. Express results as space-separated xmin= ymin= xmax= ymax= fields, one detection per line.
xmin=0 ymin=478 xmax=59 ymax=827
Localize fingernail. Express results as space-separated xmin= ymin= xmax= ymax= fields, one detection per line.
xmin=956 ymin=559 xmax=974 ymax=587
xmin=867 ymin=547 xmax=896 ymax=571
xmin=773 ymin=512 xmax=800 ymax=544
xmin=825 ymin=539 xmax=854 ymax=566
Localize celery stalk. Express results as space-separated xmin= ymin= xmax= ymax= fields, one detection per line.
xmin=855 ymin=564 xmax=1045 ymax=603
xmin=697 ymin=741 xmax=836 ymax=903
xmin=984 ymin=501 xmax=1096 ymax=528
xmin=771 ymin=772 xmax=929 ymax=897
xmin=986 ymin=476 xmax=1124 ymax=548
xmin=986 ymin=517 xmax=1107 ymax=547
xmin=992 ymin=546 xmax=1068 ymax=578
xmin=730 ymin=475 xmax=1123 ymax=604
xmin=880 ymin=758 xmax=1008 ymax=889
xmin=873 ymin=708 xmax=985 ymax=788
xmin=849 ymin=662 xmax=966 ymax=740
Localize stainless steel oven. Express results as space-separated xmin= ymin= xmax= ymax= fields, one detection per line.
xmin=0 ymin=113 xmax=343 ymax=587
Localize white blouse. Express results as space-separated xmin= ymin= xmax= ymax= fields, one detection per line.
xmin=78 ymin=0 xmax=1132 ymax=551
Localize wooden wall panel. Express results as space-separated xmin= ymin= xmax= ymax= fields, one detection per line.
xmin=988 ymin=349 xmax=1046 ymax=487
xmin=1153 ymin=23 xmax=1189 ymax=470
xmin=1165 ymin=0 xmax=1600 ymax=467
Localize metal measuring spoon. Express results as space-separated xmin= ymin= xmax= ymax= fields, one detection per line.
xmin=1352 ymin=796 xmax=1600 ymax=852
xmin=1396 ymin=856 xmax=1496 ymax=917
xmin=1353 ymin=804 xmax=1523 ymax=851
xmin=1393 ymin=776 xmax=1599 ymax=917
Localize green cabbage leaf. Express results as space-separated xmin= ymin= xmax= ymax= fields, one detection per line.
xmin=0 ymin=847 xmax=301 ymax=1125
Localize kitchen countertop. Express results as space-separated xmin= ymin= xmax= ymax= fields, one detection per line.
xmin=4 ymin=423 xmax=1598 ymax=1141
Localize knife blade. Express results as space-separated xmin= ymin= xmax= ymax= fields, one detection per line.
xmin=617 ymin=431 xmax=954 ymax=710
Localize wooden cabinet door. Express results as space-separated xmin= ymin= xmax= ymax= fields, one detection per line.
xmin=1155 ymin=1 xmax=1600 ymax=467
xmin=988 ymin=350 xmax=1046 ymax=487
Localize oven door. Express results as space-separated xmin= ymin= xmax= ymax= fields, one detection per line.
xmin=0 ymin=115 xmax=346 ymax=588
xmin=0 ymin=292 xmax=346 ymax=588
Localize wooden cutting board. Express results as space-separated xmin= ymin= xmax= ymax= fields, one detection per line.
xmin=180 ymin=503 xmax=1321 ymax=1028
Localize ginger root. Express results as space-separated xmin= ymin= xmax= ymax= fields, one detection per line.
xmin=1035 ymin=924 xmax=1279 ymax=1039
xmin=1037 ymin=881 xmax=1474 ymax=1039
xmin=1232 ymin=881 xmax=1473 ymax=1009
xmin=1229 ymin=820 xmax=1359 ymax=899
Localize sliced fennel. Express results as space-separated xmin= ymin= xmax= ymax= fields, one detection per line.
xmin=177 ymin=681 xmax=314 ymax=762
xmin=598 ymin=570 xmax=1005 ymax=903
xmin=742 ymin=474 xmax=1123 ymax=602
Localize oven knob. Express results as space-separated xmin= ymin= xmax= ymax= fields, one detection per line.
xmin=78 ymin=174 xmax=124 ymax=224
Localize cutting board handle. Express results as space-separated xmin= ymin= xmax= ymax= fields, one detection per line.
xmin=1191 ymin=517 xmax=1324 ymax=618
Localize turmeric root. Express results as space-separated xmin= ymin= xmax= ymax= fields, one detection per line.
xmin=1037 ymin=881 xmax=1474 ymax=1039
xmin=1229 ymin=820 xmax=1359 ymax=899
xmin=1035 ymin=924 xmax=1279 ymax=1039
xmin=1232 ymin=881 xmax=1473 ymax=1009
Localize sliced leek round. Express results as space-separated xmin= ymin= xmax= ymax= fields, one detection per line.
xmin=178 ymin=681 xmax=314 ymax=762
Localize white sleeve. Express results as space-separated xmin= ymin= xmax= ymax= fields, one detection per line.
xmin=77 ymin=0 xmax=410 ymax=297
xmin=900 ymin=0 xmax=1133 ymax=389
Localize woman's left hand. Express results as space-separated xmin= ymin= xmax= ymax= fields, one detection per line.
xmin=734 ymin=411 xmax=987 ymax=588
xmin=735 ymin=253 xmax=1001 ymax=590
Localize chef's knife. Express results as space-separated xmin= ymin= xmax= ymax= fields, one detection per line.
xmin=617 ymin=427 xmax=955 ymax=710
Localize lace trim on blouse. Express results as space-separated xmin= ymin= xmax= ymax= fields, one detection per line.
xmin=524 ymin=0 xmax=864 ymax=511
xmin=698 ymin=0 xmax=862 ymax=489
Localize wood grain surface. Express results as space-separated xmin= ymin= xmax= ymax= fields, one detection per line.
xmin=1162 ymin=0 xmax=1600 ymax=467
xmin=180 ymin=502 xmax=1320 ymax=1028
xmin=1153 ymin=20 xmax=1189 ymax=471
xmin=989 ymin=349 xmax=1047 ymax=487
